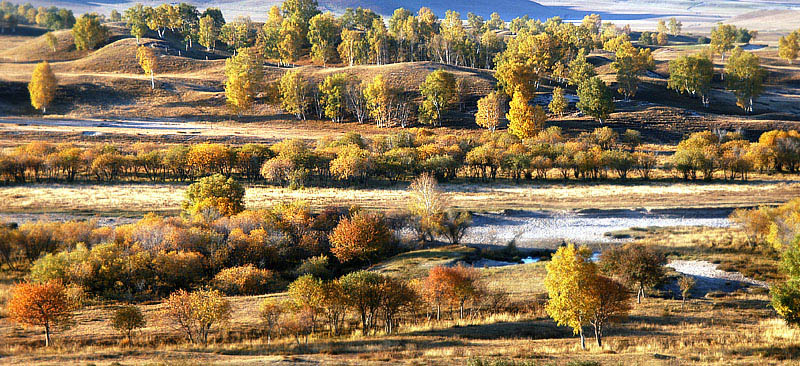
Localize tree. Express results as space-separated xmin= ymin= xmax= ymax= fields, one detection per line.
xmin=338 ymin=28 xmax=367 ymax=66
xmin=367 ymin=18 xmax=389 ymax=65
xmin=710 ymin=23 xmax=736 ymax=62
xmin=668 ymin=53 xmax=714 ymax=107
xmin=72 ymin=13 xmax=108 ymax=50
xmin=418 ymin=70 xmax=457 ymax=127
xmin=779 ymin=32 xmax=800 ymax=65
xmin=278 ymin=14 xmax=304 ymax=65
xmin=125 ymin=4 xmax=148 ymax=45
xmin=668 ymin=17 xmax=682 ymax=36
xmin=329 ymin=211 xmax=392 ymax=264
xmin=544 ymin=244 xmax=596 ymax=349
xmin=408 ymin=173 xmax=449 ymax=241
xmin=257 ymin=6 xmax=283 ymax=60
xmin=111 ymin=305 xmax=146 ymax=345
xmin=657 ymin=19 xmax=668 ymax=34
xmin=577 ymin=76 xmax=614 ymax=123
xmin=287 ymin=274 xmax=324 ymax=332
xmin=198 ymin=15 xmax=218 ymax=51
xmin=259 ymin=298 xmax=284 ymax=344
xmin=364 ymin=74 xmax=395 ymax=127
xmin=611 ymin=41 xmax=654 ymax=100
xmin=678 ymin=275 xmax=695 ymax=308
xmin=339 ymin=270 xmax=383 ymax=334
xmin=28 ymin=61 xmax=57 ymax=114
xmin=307 ymin=12 xmax=340 ymax=66
xmin=507 ymin=90 xmax=546 ymax=139
xmin=136 ymin=46 xmax=157 ymax=90
xmin=6 ymin=280 xmax=75 ymax=347
xmin=225 ymin=48 xmax=264 ymax=117
xmin=568 ymin=49 xmax=596 ymax=87
xmin=281 ymin=0 xmax=320 ymax=26
xmin=279 ymin=69 xmax=309 ymax=120
xmin=548 ymin=87 xmax=568 ymax=116
xmin=599 ymin=243 xmax=666 ymax=303
xmin=424 ymin=264 xmax=481 ymax=319
xmin=725 ymin=47 xmax=764 ymax=113
xmin=656 ymin=32 xmax=668 ymax=46
xmin=319 ymin=73 xmax=348 ymax=123
xmin=44 ymin=31 xmax=57 ymax=52
xmin=475 ymin=91 xmax=503 ymax=132
xmin=586 ymin=275 xmax=631 ymax=347
xmin=182 ymin=173 xmax=245 ymax=217
xmin=163 ymin=289 xmax=231 ymax=345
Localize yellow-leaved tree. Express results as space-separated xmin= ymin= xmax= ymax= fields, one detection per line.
xmin=136 ymin=46 xmax=157 ymax=90
xmin=507 ymin=90 xmax=546 ymax=139
xmin=225 ymin=48 xmax=264 ymax=118
xmin=544 ymin=244 xmax=597 ymax=349
xmin=475 ymin=91 xmax=503 ymax=132
xmin=28 ymin=61 xmax=57 ymax=114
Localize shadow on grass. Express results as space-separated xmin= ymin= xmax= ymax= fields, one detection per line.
xmin=731 ymin=344 xmax=800 ymax=360
xmin=407 ymin=319 xmax=572 ymax=340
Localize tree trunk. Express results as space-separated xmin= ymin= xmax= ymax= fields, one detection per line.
xmin=150 ymin=71 xmax=155 ymax=89
xmin=579 ymin=326 xmax=586 ymax=350
xmin=594 ymin=324 xmax=602 ymax=347
xmin=44 ymin=322 xmax=51 ymax=347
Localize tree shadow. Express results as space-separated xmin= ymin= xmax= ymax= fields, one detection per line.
xmin=407 ymin=319 xmax=572 ymax=340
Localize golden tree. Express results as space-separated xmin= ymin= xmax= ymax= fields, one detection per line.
xmin=162 ymin=288 xmax=231 ymax=345
xmin=364 ymin=74 xmax=395 ymax=127
xmin=475 ymin=91 xmax=503 ymax=132
xmin=544 ymin=244 xmax=596 ymax=349
xmin=136 ymin=46 xmax=157 ymax=90
xmin=44 ymin=32 xmax=57 ymax=52
xmin=6 ymin=280 xmax=75 ymax=347
xmin=28 ymin=61 xmax=57 ymax=114
xmin=779 ymin=31 xmax=800 ymax=65
xmin=507 ymin=90 xmax=546 ymax=139
xmin=548 ymin=87 xmax=568 ymax=116
xmin=225 ymin=49 xmax=264 ymax=118
xmin=279 ymin=69 xmax=309 ymax=120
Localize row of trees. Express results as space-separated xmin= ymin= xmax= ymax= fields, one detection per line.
xmin=0 ymin=1 xmax=75 ymax=32
xmin=3 ymin=128 xmax=799 ymax=187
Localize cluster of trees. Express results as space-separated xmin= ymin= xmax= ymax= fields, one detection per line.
xmin=732 ymin=198 xmax=800 ymax=328
xmin=4 ymin=128 xmax=799 ymax=187
xmin=671 ymin=129 xmax=800 ymax=181
xmin=0 ymin=1 xmax=75 ymax=32
xmin=546 ymin=242 xmax=668 ymax=348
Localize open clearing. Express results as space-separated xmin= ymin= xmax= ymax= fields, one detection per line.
xmin=0 ymin=180 xmax=798 ymax=216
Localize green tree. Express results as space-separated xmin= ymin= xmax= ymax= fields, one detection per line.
xmin=308 ymin=12 xmax=340 ymax=66
xmin=599 ymin=243 xmax=666 ymax=303
xmin=44 ymin=31 xmax=57 ymax=52
xmin=279 ymin=70 xmax=309 ymax=120
xmin=256 ymin=6 xmax=283 ymax=60
xmin=339 ymin=270 xmax=383 ymax=334
xmin=507 ymin=90 xmax=546 ymax=139
xmin=198 ymin=15 xmax=218 ymax=51
xmin=338 ymin=28 xmax=368 ymax=66
xmin=668 ymin=17 xmax=682 ymax=36
xmin=710 ymin=23 xmax=736 ymax=62
xmin=439 ymin=10 xmax=465 ymax=65
xmin=319 ymin=73 xmax=348 ymax=123
xmin=611 ymin=41 xmax=654 ymax=100
xmin=111 ymin=305 xmax=145 ymax=344
xmin=725 ymin=47 xmax=764 ymax=113
xmin=182 ymin=173 xmax=245 ymax=217
xmin=278 ymin=14 xmax=304 ymax=65
xmin=568 ymin=49 xmax=596 ymax=87
xmin=225 ymin=48 xmax=264 ymax=117
xmin=418 ymin=70 xmax=457 ymax=127
xmin=779 ymin=31 xmax=800 ymax=65
xmin=72 ymin=13 xmax=108 ymax=50
xmin=577 ymin=76 xmax=614 ymax=123
xmin=28 ymin=61 xmax=57 ymax=114
xmin=125 ymin=4 xmax=148 ymax=45
xmin=548 ymin=87 xmax=568 ymax=116
xmin=668 ymin=53 xmax=714 ymax=107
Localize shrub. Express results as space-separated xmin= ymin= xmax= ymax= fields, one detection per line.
xmin=163 ymin=288 xmax=231 ymax=345
xmin=212 ymin=265 xmax=277 ymax=295
xmin=182 ymin=174 xmax=245 ymax=217
xmin=329 ymin=212 xmax=393 ymax=264
xmin=111 ymin=305 xmax=146 ymax=344
xmin=296 ymin=255 xmax=332 ymax=279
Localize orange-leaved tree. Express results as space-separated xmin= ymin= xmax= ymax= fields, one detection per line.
xmin=422 ymin=264 xmax=482 ymax=320
xmin=329 ymin=211 xmax=392 ymax=264
xmin=28 ymin=61 xmax=57 ymax=114
xmin=6 ymin=280 xmax=76 ymax=347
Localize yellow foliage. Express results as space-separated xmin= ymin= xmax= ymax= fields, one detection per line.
xmin=28 ymin=61 xmax=57 ymax=113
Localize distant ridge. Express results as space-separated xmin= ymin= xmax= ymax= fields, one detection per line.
xmin=38 ymin=0 xmax=573 ymax=21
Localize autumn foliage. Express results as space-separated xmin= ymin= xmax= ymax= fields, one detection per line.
xmin=329 ymin=211 xmax=393 ymax=263
xmin=6 ymin=280 xmax=76 ymax=347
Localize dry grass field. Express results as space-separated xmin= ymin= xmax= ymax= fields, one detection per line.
xmin=0 ymin=178 xmax=797 ymax=216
